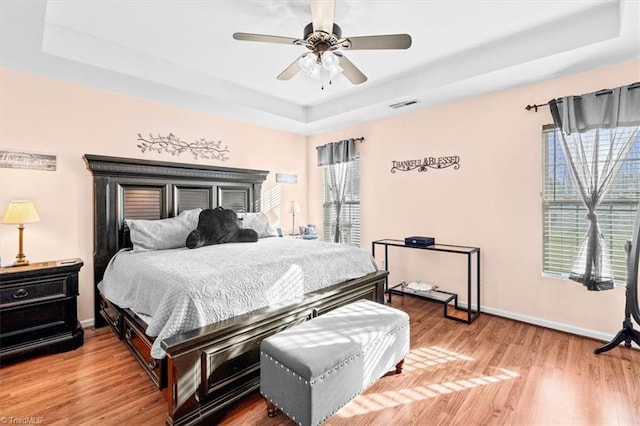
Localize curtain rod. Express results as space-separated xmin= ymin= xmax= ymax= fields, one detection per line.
xmin=525 ymin=82 xmax=640 ymax=113
xmin=524 ymin=102 xmax=550 ymax=112
xmin=317 ymin=137 xmax=365 ymax=150
xmin=330 ymin=137 xmax=364 ymax=143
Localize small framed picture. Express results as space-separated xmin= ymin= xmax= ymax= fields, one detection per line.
xmin=276 ymin=227 xmax=284 ymax=237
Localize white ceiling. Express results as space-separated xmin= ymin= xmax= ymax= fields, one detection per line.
xmin=1 ymin=1 xmax=638 ymax=135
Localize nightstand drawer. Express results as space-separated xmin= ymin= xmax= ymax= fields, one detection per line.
xmin=0 ymin=276 xmax=69 ymax=308
xmin=1 ymin=300 xmax=69 ymax=339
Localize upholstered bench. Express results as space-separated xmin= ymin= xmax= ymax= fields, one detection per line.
xmin=260 ymin=299 xmax=410 ymax=426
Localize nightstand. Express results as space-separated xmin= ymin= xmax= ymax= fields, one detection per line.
xmin=0 ymin=258 xmax=84 ymax=365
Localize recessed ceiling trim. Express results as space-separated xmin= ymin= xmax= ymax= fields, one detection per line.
xmin=307 ymin=1 xmax=622 ymax=123
xmin=41 ymin=22 xmax=307 ymax=123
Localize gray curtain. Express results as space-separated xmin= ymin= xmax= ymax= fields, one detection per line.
xmin=549 ymin=82 xmax=640 ymax=291
xmin=317 ymin=139 xmax=357 ymax=243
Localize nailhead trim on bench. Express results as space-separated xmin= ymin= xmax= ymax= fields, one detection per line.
xmin=261 ymin=321 xmax=408 ymax=383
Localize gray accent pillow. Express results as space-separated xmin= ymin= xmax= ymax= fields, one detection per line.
xmin=239 ymin=212 xmax=275 ymax=238
xmin=127 ymin=208 xmax=202 ymax=252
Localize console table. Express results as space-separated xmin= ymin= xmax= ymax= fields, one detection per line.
xmin=372 ymin=239 xmax=480 ymax=323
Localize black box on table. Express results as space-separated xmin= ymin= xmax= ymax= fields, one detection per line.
xmin=404 ymin=236 xmax=435 ymax=247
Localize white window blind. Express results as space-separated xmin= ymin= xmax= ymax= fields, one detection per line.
xmin=322 ymin=156 xmax=360 ymax=246
xmin=542 ymin=125 xmax=640 ymax=283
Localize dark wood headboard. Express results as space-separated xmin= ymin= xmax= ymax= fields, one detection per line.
xmin=83 ymin=154 xmax=269 ymax=327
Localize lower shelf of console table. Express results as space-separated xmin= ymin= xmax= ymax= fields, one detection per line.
xmin=388 ymin=283 xmax=479 ymax=323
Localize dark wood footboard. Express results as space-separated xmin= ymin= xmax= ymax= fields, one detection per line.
xmin=162 ymin=270 xmax=387 ymax=426
xmin=97 ymin=270 xmax=386 ymax=425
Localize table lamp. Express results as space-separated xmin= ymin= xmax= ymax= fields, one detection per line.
xmin=289 ymin=201 xmax=301 ymax=235
xmin=2 ymin=200 xmax=40 ymax=266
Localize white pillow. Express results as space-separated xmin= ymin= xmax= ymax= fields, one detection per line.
xmin=126 ymin=208 xmax=202 ymax=251
xmin=239 ymin=212 xmax=276 ymax=238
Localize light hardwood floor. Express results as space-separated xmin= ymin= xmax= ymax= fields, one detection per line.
xmin=1 ymin=297 xmax=638 ymax=425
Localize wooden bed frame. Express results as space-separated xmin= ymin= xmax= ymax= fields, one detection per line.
xmin=83 ymin=154 xmax=388 ymax=426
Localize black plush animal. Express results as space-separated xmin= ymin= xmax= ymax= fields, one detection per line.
xmin=186 ymin=207 xmax=258 ymax=249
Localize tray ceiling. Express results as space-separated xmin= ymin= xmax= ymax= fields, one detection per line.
xmin=1 ymin=0 xmax=638 ymax=134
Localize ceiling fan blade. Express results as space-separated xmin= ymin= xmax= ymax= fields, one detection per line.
xmin=310 ymin=0 xmax=335 ymax=33
xmin=233 ymin=32 xmax=300 ymax=45
xmin=277 ymin=57 xmax=302 ymax=81
xmin=343 ymin=34 xmax=412 ymax=50
xmin=338 ymin=55 xmax=367 ymax=85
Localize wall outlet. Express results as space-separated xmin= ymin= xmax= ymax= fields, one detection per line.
xmin=381 ymin=259 xmax=386 ymax=269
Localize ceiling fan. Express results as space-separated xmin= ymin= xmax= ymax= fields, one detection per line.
xmin=232 ymin=0 xmax=412 ymax=86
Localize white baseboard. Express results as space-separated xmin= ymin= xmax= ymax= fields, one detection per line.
xmin=81 ymin=318 xmax=95 ymax=329
xmin=456 ymin=301 xmax=639 ymax=349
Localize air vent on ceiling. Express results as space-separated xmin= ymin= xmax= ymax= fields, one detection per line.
xmin=389 ymin=99 xmax=419 ymax=109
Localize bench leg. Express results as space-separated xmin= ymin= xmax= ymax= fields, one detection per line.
xmin=395 ymin=358 xmax=405 ymax=374
xmin=265 ymin=398 xmax=279 ymax=418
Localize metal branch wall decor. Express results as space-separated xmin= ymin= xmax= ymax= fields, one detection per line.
xmin=391 ymin=155 xmax=460 ymax=173
xmin=137 ymin=133 xmax=230 ymax=161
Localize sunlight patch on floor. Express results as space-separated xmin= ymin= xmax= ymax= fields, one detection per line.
xmin=404 ymin=346 xmax=475 ymax=372
xmin=335 ymin=368 xmax=520 ymax=418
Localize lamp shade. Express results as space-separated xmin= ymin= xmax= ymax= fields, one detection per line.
xmin=289 ymin=201 xmax=301 ymax=214
xmin=2 ymin=200 xmax=40 ymax=224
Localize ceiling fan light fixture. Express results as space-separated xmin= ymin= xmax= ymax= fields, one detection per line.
xmin=299 ymin=53 xmax=316 ymax=72
xmin=321 ymin=52 xmax=342 ymax=78
xmin=309 ymin=63 xmax=322 ymax=80
xmin=299 ymin=52 xmax=342 ymax=82
xmin=299 ymin=54 xmax=322 ymax=79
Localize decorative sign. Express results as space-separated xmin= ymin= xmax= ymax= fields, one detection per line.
xmin=137 ymin=133 xmax=229 ymax=161
xmin=276 ymin=173 xmax=298 ymax=184
xmin=0 ymin=150 xmax=56 ymax=171
xmin=391 ymin=156 xmax=460 ymax=173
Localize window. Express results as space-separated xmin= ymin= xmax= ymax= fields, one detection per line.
xmin=542 ymin=125 xmax=640 ymax=283
xmin=322 ymin=156 xmax=360 ymax=246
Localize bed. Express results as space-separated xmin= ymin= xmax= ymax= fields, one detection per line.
xmin=84 ymin=154 xmax=387 ymax=426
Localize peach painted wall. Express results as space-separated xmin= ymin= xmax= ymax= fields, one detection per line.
xmin=0 ymin=67 xmax=308 ymax=325
xmin=307 ymin=60 xmax=640 ymax=341
xmin=3 ymin=60 xmax=639 ymax=341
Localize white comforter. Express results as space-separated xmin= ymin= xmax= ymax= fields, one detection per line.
xmin=98 ymin=238 xmax=378 ymax=358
